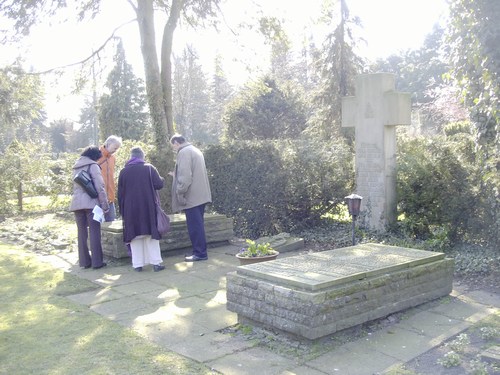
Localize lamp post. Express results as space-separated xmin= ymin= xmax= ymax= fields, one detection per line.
xmin=345 ymin=194 xmax=363 ymax=245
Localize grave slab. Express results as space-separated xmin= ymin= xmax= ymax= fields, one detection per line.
xmin=101 ymin=213 xmax=234 ymax=258
xmin=226 ymin=243 xmax=454 ymax=339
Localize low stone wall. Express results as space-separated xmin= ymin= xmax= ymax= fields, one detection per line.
xmin=101 ymin=213 xmax=234 ymax=258
xmin=226 ymin=243 xmax=454 ymax=340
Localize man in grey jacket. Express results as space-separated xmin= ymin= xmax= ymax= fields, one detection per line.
xmin=169 ymin=134 xmax=212 ymax=261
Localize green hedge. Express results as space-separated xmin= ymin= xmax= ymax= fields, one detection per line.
xmin=204 ymin=139 xmax=353 ymax=238
xmin=396 ymin=128 xmax=498 ymax=247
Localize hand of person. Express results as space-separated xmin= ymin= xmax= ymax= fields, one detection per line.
xmin=177 ymin=194 xmax=187 ymax=206
xmin=168 ymin=171 xmax=174 ymax=177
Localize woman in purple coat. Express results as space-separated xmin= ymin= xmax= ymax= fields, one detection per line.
xmin=118 ymin=146 xmax=166 ymax=272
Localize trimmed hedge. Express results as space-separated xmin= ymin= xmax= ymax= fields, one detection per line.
xmin=204 ymin=139 xmax=353 ymax=238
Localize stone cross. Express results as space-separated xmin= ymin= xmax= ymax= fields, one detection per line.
xmin=342 ymin=73 xmax=411 ymax=231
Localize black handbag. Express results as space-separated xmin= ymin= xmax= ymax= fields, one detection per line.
xmin=74 ymin=165 xmax=98 ymax=198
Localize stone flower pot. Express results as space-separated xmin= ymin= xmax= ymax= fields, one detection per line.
xmin=235 ymin=251 xmax=279 ymax=266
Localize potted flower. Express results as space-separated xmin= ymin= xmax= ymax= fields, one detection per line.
xmin=235 ymin=239 xmax=279 ymax=265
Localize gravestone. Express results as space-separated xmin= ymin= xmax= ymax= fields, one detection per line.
xmin=342 ymin=73 xmax=411 ymax=230
xmin=226 ymin=243 xmax=453 ymax=340
xmin=101 ymin=213 xmax=234 ymax=258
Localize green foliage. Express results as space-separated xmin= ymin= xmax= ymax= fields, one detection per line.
xmin=396 ymin=130 xmax=497 ymax=246
xmin=113 ymin=139 xmax=155 ymax=178
xmin=469 ymin=358 xmax=489 ymax=375
xmin=445 ymin=333 xmax=470 ymax=353
xmin=306 ymin=0 xmax=363 ymax=141
xmin=447 ymin=0 xmax=500 ymax=245
xmin=237 ymin=239 xmax=277 ymax=258
xmin=205 ymin=138 xmax=353 ymax=238
xmin=478 ymin=326 xmax=498 ymax=340
xmin=172 ymin=46 xmax=211 ymax=143
xmin=437 ymin=351 xmax=461 ymax=368
xmin=98 ymin=39 xmax=149 ymax=141
xmin=223 ymin=76 xmax=307 ymax=140
xmin=0 ymin=141 xmax=50 ymax=213
xmin=0 ymin=63 xmax=46 ymax=152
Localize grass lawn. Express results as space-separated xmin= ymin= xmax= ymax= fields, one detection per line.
xmin=0 ymin=243 xmax=215 ymax=375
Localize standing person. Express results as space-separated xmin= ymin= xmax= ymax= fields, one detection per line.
xmin=169 ymin=134 xmax=212 ymax=262
xmin=70 ymin=146 xmax=109 ymax=269
xmin=118 ymin=146 xmax=166 ymax=272
xmin=98 ymin=135 xmax=122 ymax=222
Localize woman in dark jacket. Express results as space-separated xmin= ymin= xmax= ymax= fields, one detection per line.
xmin=118 ymin=146 xmax=166 ymax=272
xmin=69 ymin=146 xmax=109 ymax=269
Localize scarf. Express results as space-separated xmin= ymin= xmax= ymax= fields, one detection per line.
xmin=125 ymin=157 xmax=145 ymax=166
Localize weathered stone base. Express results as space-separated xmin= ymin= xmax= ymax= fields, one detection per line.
xmin=226 ymin=243 xmax=454 ymax=340
xmin=101 ymin=213 xmax=234 ymax=258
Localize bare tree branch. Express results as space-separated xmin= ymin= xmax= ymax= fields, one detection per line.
xmin=28 ymin=18 xmax=136 ymax=75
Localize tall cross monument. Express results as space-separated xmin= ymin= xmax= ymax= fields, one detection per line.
xmin=342 ymin=73 xmax=411 ymax=230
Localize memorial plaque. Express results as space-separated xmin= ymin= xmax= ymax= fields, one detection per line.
xmin=237 ymin=244 xmax=445 ymax=291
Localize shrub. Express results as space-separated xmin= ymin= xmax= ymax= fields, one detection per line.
xmin=205 ymin=138 xmax=353 ymax=238
xmin=396 ymin=132 xmax=493 ymax=246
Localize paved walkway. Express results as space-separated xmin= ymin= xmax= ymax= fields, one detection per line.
xmin=38 ymin=244 xmax=499 ymax=375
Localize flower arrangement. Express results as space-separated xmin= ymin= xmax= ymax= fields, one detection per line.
xmin=237 ymin=239 xmax=278 ymax=258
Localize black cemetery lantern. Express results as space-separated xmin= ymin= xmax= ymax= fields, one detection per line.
xmin=345 ymin=194 xmax=363 ymax=245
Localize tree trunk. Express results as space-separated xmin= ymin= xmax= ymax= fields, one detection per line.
xmin=135 ymin=0 xmax=174 ymax=212
xmin=135 ymin=0 xmax=169 ymax=146
xmin=161 ymin=0 xmax=183 ymax=137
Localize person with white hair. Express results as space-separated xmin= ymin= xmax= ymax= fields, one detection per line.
xmin=98 ymin=135 xmax=122 ymax=221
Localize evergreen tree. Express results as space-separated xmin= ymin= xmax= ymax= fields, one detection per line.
xmin=206 ymin=53 xmax=233 ymax=143
xmin=0 ymin=62 xmax=46 ymax=151
xmin=76 ymin=97 xmax=99 ymax=149
xmin=306 ymin=0 xmax=363 ymax=141
xmin=172 ymin=45 xmax=211 ymax=142
xmin=223 ymin=76 xmax=307 ymax=140
xmin=259 ymin=16 xmax=293 ymax=84
xmin=447 ymin=0 xmax=500 ymax=245
xmin=98 ymin=39 xmax=148 ymax=141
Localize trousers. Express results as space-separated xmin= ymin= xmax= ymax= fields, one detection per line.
xmin=184 ymin=204 xmax=207 ymax=258
xmin=130 ymin=235 xmax=162 ymax=268
xmin=74 ymin=209 xmax=104 ymax=268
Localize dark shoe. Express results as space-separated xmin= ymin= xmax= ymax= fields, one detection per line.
xmin=93 ymin=262 xmax=107 ymax=270
xmin=83 ymin=265 xmax=91 ymax=269
xmin=153 ymin=264 xmax=165 ymax=272
xmin=185 ymin=255 xmax=208 ymax=262
xmin=134 ymin=267 xmax=143 ymax=272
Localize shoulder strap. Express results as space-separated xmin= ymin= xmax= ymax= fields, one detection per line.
xmin=149 ymin=166 xmax=160 ymax=204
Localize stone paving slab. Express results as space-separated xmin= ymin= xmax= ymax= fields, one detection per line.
xmin=363 ymin=326 xmax=436 ymax=361
xmin=66 ymin=287 xmax=125 ymax=306
xmin=281 ymin=366 xmax=328 ymax=375
xmin=207 ymin=346 xmax=294 ymax=375
xmin=481 ymin=345 xmax=500 ymax=364
xmin=427 ymin=295 xmax=496 ymax=323
xmin=167 ymin=332 xmax=255 ymax=363
xmin=89 ymin=295 xmax=149 ymax=318
xmin=307 ymin=345 xmax=398 ymax=375
xmin=396 ymin=310 xmax=471 ymax=338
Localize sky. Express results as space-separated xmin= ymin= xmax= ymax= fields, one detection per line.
xmin=0 ymin=0 xmax=449 ymax=124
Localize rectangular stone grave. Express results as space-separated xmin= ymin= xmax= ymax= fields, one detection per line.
xmin=226 ymin=243 xmax=454 ymax=340
xmin=101 ymin=213 xmax=234 ymax=258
